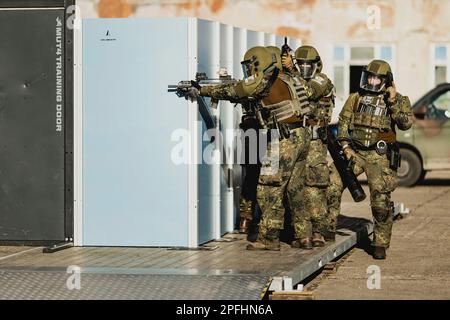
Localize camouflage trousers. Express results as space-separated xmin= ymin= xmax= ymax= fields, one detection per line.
xmin=325 ymin=162 xmax=340 ymax=237
xmin=239 ymin=198 xmax=253 ymax=221
xmin=292 ymin=138 xmax=330 ymax=239
xmin=257 ymin=127 xmax=311 ymax=239
xmin=327 ymin=149 xmax=398 ymax=247
xmin=239 ymin=164 xmax=261 ymax=221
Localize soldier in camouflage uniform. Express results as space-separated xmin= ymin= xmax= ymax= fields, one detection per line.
xmin=282 ymin=46 xmax=335 ymax=249
xmin=239 ymin=46 xmax=289 ymax=240
xmin=238 ymin=108 xmax=261 ymax=237
xmin=327 ymin=60 xmax=413 ymax=259
xmin=185 ymin=47 xmax=280 ymax=238
xmin=195 ymin=47 xmax=286 ymax=242
xmin=188 ymin=46 xmax=318 ymax=251
xmin=247 ymin=46 xmax=328 ymax=251
xmin=285 ymin=46 xmax=334 ymax=249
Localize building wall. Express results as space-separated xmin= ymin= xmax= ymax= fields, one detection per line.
xmin=77 ymin=0 xmax=450 ymax=112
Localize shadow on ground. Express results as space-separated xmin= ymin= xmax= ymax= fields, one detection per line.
xmin=337 ymin=214 xmax=373 ymax=255
xmin=416 ymin=178 xmax=450 ymax=186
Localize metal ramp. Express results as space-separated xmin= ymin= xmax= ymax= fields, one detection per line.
xmin=0 ymin=270 xmax=269 ymax=300
xmin=0 ymin=214 xmax=372 ymax=300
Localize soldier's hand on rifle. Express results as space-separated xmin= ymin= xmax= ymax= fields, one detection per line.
xmin=281 ymin=54 xmax=294 ymax=72
xmin=185 ymin=87 xmax=200 ymax=102
xmin=343 ymin=146 xmax=357 ymax=161
xmin=386 ymin=82 xmax=397 ymax=104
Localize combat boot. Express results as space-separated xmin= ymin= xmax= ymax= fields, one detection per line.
xmin=373 ymin=246 xmax=386 ymax=260
xmin=312 ymin=233 xmax=326 ymax=247
xmin=246 ymin=230 xmax=280 ymax=251
xmin=291 ymin=237 xmax=313 ymax=250
xmin=239 ymin=218 xmax=252 ymax=234
xmin=246 ymin=222 xmax=259 ymax=242
xmin=323 ymin=231 xmax=336 ymax=242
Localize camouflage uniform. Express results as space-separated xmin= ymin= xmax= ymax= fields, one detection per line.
xmin=289 ymin=72 xmax=335 ymax=241
xmin=198 ymin=46 xmax=316 ymax=249
xmin=251 ymin=72 xmax=316 ymax=247
xmin=257 ymin=126 xmax=311 ymax=239
xmin=198 ymin=47 xmax=277 ymax=235
xmin=326 ymin=163 xmax=341 ymax=237
xmin=328 ymin=90 xmax=413 ymax=248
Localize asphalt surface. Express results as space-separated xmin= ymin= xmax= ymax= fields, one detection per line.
xmin=312 ymin=171 xmax=450 ymax=300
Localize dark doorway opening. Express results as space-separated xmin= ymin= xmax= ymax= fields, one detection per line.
xmin=349 ymin=65 xmax=365 ymax=94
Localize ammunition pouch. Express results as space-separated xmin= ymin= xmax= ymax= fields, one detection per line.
xmin=269 ymin=120 xmax=304 ymax=141
xmin=388 ymin=143 xmax=401 ymax=171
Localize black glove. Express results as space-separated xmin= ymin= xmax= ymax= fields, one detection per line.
xmin=184 ymin=87 xmax=200 ymax=102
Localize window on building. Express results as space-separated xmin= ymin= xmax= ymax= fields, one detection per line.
xmin=380 ymin=46 xmax=392 ymax=60
xmin=333 ymin=46 xmax=345 ymax=61
xmin=350 ymin=47 xmax=374 ymax=60
xmin=435 ymin=46 xmax=447 ymax=60
xmin=433 ymin=45 xmax=450 ymax=86
xmin=332 ymin=44 xmax=394 ymax=104
xmin=435 ymin=66 xmax=447 ymax=85
xmin=333 ymin=66 xmax=344 ymax=95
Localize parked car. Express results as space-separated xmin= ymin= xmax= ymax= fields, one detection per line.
xmin=397 ymin=83 xmax=450 ymax=186
xmin=329 ymin=83 xmax=450 ymax=187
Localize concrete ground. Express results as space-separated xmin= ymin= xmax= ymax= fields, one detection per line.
xmin=312 ymin=171 xmax=450 ymax=300
xmin=1 ymin=171 xmax=449 ymax=300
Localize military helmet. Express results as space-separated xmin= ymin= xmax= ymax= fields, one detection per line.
xmin=241 ymin=46 xmax=279 ymax=79
xmin=360 ymin=59 xmax=393 ymax=93
xmin=265 ymin=46 xmax=283 ymax=71
xmin=295 ymin=45 xmax=322 ymax=79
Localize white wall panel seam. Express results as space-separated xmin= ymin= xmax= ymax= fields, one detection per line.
xmin=212 ymin=21 xmax=222 ymax=240
xmin=188 ymin=17 xmax=199 ymax=248
xmin=73 ymin=19 xmax=83 ymax=246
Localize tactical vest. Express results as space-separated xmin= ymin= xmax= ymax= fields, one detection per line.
xmin=311 ymin=91 xmax=334 ymax=124
xmin=261 ymin=73 xmax=311 ymax=124
xmin=351 ymin=93 xmax=394 ymax=147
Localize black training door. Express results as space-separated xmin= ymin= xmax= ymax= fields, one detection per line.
xmin=0 ymin=8 xmax=66 ymax=242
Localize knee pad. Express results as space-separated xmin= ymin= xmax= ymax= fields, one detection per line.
xmin=370 ymin=192 xmax=390 ymax=210
xmin=371 ymin=207 xmax=390 ymax=222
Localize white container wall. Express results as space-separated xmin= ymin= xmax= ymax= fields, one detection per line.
xmin=219 ymin=23 xmax=235 ymax=235
xmin=78 ymin=18 xmax=197 ymax=247
xmin=74 ymin=17 xmax=299 ymax=247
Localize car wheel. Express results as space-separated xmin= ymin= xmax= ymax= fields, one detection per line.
xmin=397 ymin=148 xmax=423 ymax=187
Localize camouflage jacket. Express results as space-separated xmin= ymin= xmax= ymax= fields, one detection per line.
xmin=288 ymin=71 xmax=335 ymax=123
xmin=337 ymin=91 xmax=413 ymax=147
xmin=199 ymin=74 xmax=272 ymax=104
